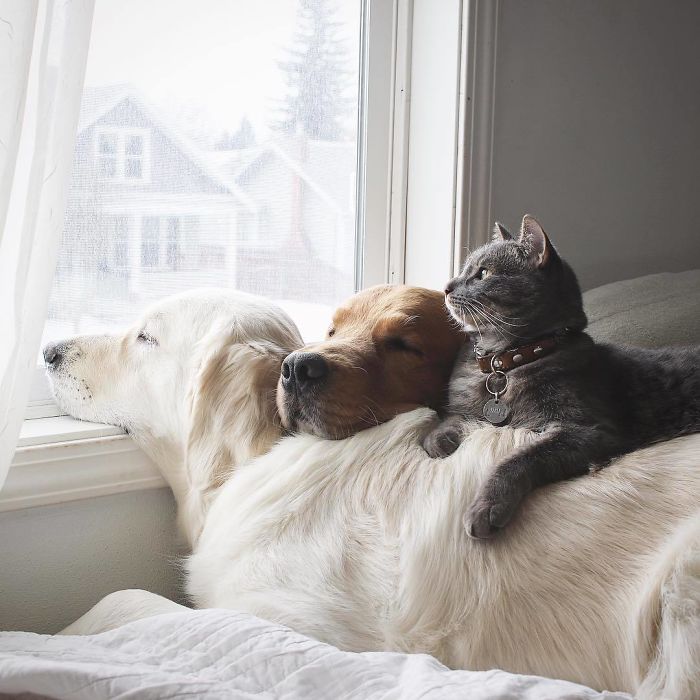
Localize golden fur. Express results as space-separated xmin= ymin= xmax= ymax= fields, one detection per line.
xmin=276 ymin=284 xmax=465 ymax=438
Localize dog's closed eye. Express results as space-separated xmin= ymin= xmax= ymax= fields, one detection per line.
xmin=384 ymin=336 xmax=423 ymax=356
xmin=137 ymin=331 xmax=159 ymax=346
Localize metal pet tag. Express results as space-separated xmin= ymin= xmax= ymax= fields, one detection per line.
xmin=483 ymin=398 xmax=510 ymax=425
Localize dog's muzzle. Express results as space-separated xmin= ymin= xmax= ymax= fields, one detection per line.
xmin=43 ymin=340 xmax=72 ymax=370
xmin=280 ymin=351 xmax=328 ymax=393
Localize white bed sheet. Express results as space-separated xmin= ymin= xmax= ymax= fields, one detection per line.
xmin=0 ymin=608 xmax=633 ymax=699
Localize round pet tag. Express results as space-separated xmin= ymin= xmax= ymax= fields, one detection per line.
xmin=483 ymin=398 xmax=510 ymax=425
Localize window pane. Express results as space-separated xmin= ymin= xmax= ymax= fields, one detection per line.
xmin=125 ymin=157 xmax=142 ymax=178
xmin=141 ymin=217 xmax=160 ymax=267
xmin=125 ymin=134 xmax=143 ymax=155
xmin=166 ymin=217 xmax=181 ymax=270
xmin=98 ymin=156 xmax=117 ymax=179
xmin=44 ymin=0 xmax=362 ymax=347
xmin=98 ymin=132 xmax=117 ymax=154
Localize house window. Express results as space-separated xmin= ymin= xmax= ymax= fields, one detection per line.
xmin=138 ymin=216 xmax=184 ymax=271
xmin=94 ymin=128 xmax=150 ymax=181
xmin=166 ymin=217 xmax=181 ymax=271
xmin=112 ymin=216 xmax=129 ymax=268
xmin=125 ymin=134 xmax=144 ymax=179
xmin=97 ymin=133 xmax=118 ymax=178
xmin=141 ymin=217 xmax=160 ymax=267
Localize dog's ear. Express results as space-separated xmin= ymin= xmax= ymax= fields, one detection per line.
xmin=180 ymin=324 xmax=283 ymax=545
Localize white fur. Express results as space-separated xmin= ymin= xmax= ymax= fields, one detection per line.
xmin=50 ymin=290 xmax=700 ymax=699
xmin=47 ymin=288 xmax=302 ymax=545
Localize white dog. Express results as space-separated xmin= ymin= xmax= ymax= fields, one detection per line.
xmin=47 ymin=290 xmax=700 ymax=699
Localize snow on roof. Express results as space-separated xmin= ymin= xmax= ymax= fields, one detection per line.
xmin=205 ymin=139 xmax=347 ymax=213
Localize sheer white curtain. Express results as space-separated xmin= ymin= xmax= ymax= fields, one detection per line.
xmin=0 ymin=0 xmax=94 ymax=489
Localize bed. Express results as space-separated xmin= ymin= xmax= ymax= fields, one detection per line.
xmin=0 ymin=608 xmax=632 ymax=699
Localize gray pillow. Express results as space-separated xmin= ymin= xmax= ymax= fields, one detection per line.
xmin=583 ymin=269 xmax=700 ymax=348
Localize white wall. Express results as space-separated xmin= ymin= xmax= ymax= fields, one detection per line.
xmin=489 ymin=0 xmax=700 ymax=289
xmin=0 ymin=488 xmax=184 ymax=634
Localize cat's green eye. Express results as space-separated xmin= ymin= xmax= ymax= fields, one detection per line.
xmin=477 ymin=267 xmax=491 ymax=280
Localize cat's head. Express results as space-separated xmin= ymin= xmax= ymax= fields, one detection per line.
xmin=445 ymin=215 xmax=587 ymax=351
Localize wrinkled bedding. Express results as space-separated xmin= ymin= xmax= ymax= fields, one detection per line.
xmin=0 ymin=608 xmax=632 ymax=699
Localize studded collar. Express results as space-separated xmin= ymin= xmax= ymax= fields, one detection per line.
xmin=475 ymin=336 xmax=559 ymax=374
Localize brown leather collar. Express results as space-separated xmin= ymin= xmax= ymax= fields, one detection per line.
xmin=475 ymin=336 xmax=558 ymax=373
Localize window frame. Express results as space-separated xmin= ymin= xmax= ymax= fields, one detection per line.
xmin=14 ymin=0 xmax=499 ymax=509
xmin=93 ymin=126 xmax=152 ymax=183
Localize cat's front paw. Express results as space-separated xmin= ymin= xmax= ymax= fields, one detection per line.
xmin=464 ymin=480 xmax=525 ymax=539
xmin=423 ymin=425 xmax=462 ymax=459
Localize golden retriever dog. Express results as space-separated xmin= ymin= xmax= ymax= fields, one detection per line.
xmin=49 ymin=288 xmax=700 ymax=700
xmin=277 ymin=284 xmax=465 ymax=438
xmin=44 ymin=288 xmax=303 ymax=544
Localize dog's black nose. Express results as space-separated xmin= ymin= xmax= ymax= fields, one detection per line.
xmin=43 ymin=342 xmax=63 ymax=367
xmin=281 ymin=352 xmax=328 ymax=391
xmin=444 ymin=277 xmax=460 ymax=296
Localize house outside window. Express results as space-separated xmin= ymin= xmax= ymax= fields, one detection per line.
xmin=94 ymin=127 xmax=151 ymax=181
xmin=97 ymin=132 xmax=118 ymax=178
xmin=141 ymin=217 xmax=161 ymax=267
xmin=125 ymin=134 xmax=145 ymax=178
xmin=112 ymin=216 xmax=129 ymax=269
xmin=140 ymin=216 xmax=185 ymax=271
xmin=166 ymin=217 xmax=181 ymax=271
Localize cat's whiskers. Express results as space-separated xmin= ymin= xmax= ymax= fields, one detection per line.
xmin=470 ymin=299 xmax=526 ymax=327
xmin=465 ymin=301 xmax=509 ymax=344
xmin=460 ymin=302 xmax=483 ymax=345
xmin=466 ymin=301 xmax=514 ymax=341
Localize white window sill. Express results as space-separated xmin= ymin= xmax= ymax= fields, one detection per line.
xmin=3 ymin=416 xmax=166 ymax=513
xmin=17 ymin=415 xmax=125 ymax=447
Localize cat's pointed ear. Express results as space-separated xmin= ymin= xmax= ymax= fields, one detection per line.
xmin=492 ymin=222 xmax=513 ymax=241
xmin=519 ymin=215 xmax=552 ymax=268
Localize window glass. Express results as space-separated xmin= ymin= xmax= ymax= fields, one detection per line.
xmin=141 ymin=217 xmax=160 ymax=268
xmin=44 ymin=0 xmax=362 ymax=346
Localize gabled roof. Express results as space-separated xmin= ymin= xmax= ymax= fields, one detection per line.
xmin=78 ymin=84 xmax=256 ymax=211
xmin=206 ymin=140 xmax=346 ymax=213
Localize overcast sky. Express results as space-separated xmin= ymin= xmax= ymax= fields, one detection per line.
xmin=84 ymin=0 xmax=361 ymax=143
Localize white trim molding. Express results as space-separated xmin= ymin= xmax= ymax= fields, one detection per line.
xmin=356 ymin=0 xmax=418 ymax=290
xmin=386 ymin=0 xmax=414 ymax=285
xmin=403 ymin=0 xmax=464 ymax=291
xmin=3 ymin=418 xmax=164 ymax=513
xmin=454 ymin=0 xmax=499 ymax=275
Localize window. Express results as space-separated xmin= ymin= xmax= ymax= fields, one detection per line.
xmin=166 ymin=217 xmax=181 ymax=271
xmin=44 ymin=0 xmax=363 ymax=353
xmin=28 ymin=0 xmax=421 ymax=421
xmin=141 ymin=217 xmax=161 ymax=268
xmin=94 ymin=128 xmax=150 ymax=181
xmin=124 ymin=134 xmax=144 ymax=178
xmin=112 ymin=216 xmax=129 ymax=269
xmin=97 ymin=132 xmax=118 ymax=178
xmin=15 ymin=0 xmax=473 ymax=513
xmin=134 ymin=216 xmax=185 ymax=271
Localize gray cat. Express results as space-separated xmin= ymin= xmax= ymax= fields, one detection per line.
xmin=424 ymin=214 xmax=700 ymax=539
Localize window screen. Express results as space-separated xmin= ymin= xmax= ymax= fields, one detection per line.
xmin=44 ymin=0 xmax=361 ymax=346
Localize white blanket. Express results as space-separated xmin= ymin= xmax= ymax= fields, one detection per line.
xmin=0 ymin=609 xmax=632 ymax=699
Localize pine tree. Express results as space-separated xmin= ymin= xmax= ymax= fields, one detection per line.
xmin=275 ymin=0 xmax=354 ymax=141
xmin=215 ymin=116 xmax=256 ymax=150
